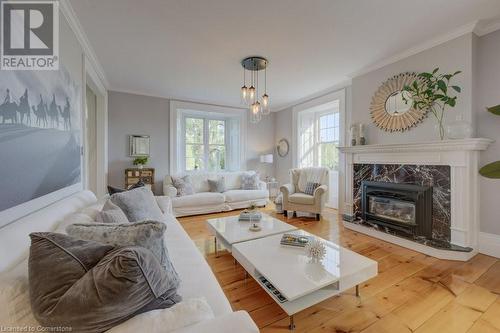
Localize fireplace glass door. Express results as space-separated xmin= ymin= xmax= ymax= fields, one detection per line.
xmin=367 ymin=195 xmax=416 ymax=225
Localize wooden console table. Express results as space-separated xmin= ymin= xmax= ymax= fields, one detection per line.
xmin=125 ymin=168 xmax=155 ymax=191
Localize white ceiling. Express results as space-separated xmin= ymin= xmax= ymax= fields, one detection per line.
xmin=70 ymin=0 xmax=500 ymax=111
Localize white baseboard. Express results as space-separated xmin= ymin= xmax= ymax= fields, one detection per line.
xmin=479 ymin=232 xmax=500 ymax=259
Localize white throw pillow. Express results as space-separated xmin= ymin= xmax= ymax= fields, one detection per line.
xmin=241 ymin=172 xmax=260 ymax=190
xmin=54 ymin=212 xmax=95 ymax=234
xmin=106 ymin=298 xmax=214 ymax=333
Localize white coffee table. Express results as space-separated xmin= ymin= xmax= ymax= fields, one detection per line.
xmin=206 ymin=213 xmax=297 ymax=254
xmin=232 ymin=230 xmax=378 ymax=330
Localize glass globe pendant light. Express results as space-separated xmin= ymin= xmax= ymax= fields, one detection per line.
xmin=240 ymin=56 xmax=270 ymax=123
xmin=261 ymin=66 xmax=270 ymax=115
xmin=249 ymin=102 xmax=262 ymax=124
xmin=240 ymin=68 xmax=248 ymax=104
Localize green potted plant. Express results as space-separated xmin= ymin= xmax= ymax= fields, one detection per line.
xmin=403 ymin=68 xmax=461 ymax=140
xmin=133 ymin=156 xmax=148 ymax=169
xmin=479 ymin=104 xmax=500 ymax=179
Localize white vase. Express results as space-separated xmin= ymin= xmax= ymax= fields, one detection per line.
xmin=138 ymin=165 xmax=144 ymax=169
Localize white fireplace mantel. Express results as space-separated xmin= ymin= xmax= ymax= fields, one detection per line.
xmin=339 ymin=138 xmax=494 ymax=261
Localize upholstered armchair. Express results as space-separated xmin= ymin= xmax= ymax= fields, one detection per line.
xmin=280 ymin=167 xmax=329 ymax=220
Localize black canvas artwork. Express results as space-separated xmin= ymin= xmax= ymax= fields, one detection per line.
xmin=0 ymin=67 xmax=81 ymax=213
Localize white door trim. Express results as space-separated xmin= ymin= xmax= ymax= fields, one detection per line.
xmin=84 ymin=57 xmax=108 ymax=199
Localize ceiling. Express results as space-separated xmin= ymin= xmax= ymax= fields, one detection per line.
xmin=70 ymin=0 xmax=500 ymax=111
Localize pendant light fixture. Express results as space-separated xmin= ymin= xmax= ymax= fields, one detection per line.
xmin=240 ymin=56 xmax=270 ymax=123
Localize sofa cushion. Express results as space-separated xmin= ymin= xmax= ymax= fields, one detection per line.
xmin=223 ymin=190 xmax=268 ymax=203
xmin=171 ymin=192 xmax=225 ymax=208
xmin=188 ymin=173 xmax=211 ymax=193
xmin=29 ymin=233 xmax=181 ymax=333
xmin=110 ymin=187 xmax=164 ymax=222
xmin=223 ymin=171 xmax=251 ymax=190
xmin=107 ymin=298 xmax=214 ymax=333
xmin=288 ymin=193 xmax=315 ymax=205
xmin=163 ymin=215 xmax=232 ymax=316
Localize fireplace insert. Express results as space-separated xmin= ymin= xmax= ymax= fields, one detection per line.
xmin=361 ymin=181 xmax=432 ymax=239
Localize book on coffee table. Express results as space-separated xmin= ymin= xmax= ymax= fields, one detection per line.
xmin=239 ymin=211 xmax=262 ymax=221
xmin=280 ymin=233 xmax=313 ymax=247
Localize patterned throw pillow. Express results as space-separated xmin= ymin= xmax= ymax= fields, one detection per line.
xmin=241 ymin=173 xmax=260 ymax=190
xmin=303 ymin=182 xmax=320 ymax=195
xmin=208 ymin=177 xmax=226 ymax=193
xmin=171 ymin=175 xmax=194 ymax=196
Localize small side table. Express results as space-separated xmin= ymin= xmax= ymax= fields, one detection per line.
xmin=125 ymin=168 xmax=155 ymax=192
xmin=266 ymin=180 xmax=279 ymax=200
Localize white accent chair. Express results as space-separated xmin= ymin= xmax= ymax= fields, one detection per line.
xmin=280 ymin=167 xmax=329 ymax=220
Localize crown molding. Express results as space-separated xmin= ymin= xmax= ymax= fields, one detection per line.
xmin=274 ymin=78 xmax=352 ymax=113
xmin=349 ymin=21 xmax=478 ymax=79
xmin=474 ymin=16 xmax=500 ymax=36
xmin=59 ymin=0 xmax=110 ymax=89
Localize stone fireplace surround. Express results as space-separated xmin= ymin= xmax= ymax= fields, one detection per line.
xmin=339 ymin=138 xmax=493 ymax=261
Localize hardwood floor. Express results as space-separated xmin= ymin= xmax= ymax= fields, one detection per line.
xmin=178 ymin=206 xmax=500 ymax=333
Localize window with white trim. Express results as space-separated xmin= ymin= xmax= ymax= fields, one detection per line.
xmin=298 ymin=101 xmax=340 ymax=170
xmin=170 ymin=101 xmax=246 ymax=174
xmin=184 ymin=117 xmax=226 ymax=171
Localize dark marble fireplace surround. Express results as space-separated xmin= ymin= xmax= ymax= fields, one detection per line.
xmin=347 ymin=163 xmax=467 ymax=250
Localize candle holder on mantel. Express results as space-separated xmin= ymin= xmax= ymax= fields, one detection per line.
xmin=350 ymin=125 xmax=358 ymax=146
xmin=359 ymin=123 xmax=366 ymax=145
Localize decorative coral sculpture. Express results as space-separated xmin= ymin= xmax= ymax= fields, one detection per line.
xmin=305 ymin=238 xmax=326 ymax=262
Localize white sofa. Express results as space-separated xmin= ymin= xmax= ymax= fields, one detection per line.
xmin=0 ymin=191 xmax=259 ymax=333
xmin=163 ymin=171 xmax=269 ymax=217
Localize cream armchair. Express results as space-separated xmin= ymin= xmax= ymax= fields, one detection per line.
xmin=280 ymin=167 xmax=329 ymax=221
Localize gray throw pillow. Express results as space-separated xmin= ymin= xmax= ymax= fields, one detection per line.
xmin=110 ymin=187 xmax=164 ymax=222
xmin=303 ymin=181 xmax=320 ymax=195
xmin=241 ymin=172 xmax=260 ymax=190
xmin=171 ymin=175 xmax=194 ymax=196
xmin=208 ymin=177 xmax=226 ymax=193
xmin=29 ymin=232 xmax=181 ymax=333
xmin=66 ymin=220 xmax=180 ymax=286
xmin=95 ymin=199 xmax=129 ymax=223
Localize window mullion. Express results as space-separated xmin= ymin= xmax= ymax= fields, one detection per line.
xmin=204 ymin=118 xmax=208 ymax=171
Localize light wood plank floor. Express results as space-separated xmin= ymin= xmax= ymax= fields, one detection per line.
xmin=178 ymin=206 xmax=500 ymax=333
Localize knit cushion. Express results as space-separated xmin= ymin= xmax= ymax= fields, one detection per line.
xmin=303 ymin=182 xmax=320 ymax=195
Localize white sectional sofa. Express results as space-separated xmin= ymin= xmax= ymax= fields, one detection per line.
xmin=0 ymin=191 xmax=259 ymax=333
xmin=163 ymin=171 xmax=269 ymax=217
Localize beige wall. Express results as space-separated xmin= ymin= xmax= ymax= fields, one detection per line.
xmin=476 ymin=29 xmax=500 ymax=236
xmin=350 ymin=34 xmax=475 ymax=144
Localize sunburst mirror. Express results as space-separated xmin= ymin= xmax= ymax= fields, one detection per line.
xmin=370 ymin=72 xmax=429 ymax=132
